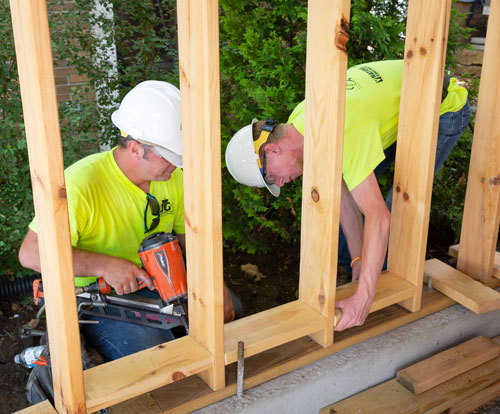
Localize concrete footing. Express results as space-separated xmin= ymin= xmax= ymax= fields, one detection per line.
xmin=195 ymin=301 xmax=500 ymax=414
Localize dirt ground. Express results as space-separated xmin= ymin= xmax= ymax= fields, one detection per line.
xmin=1 ymin=228 xmax=500 ymax=413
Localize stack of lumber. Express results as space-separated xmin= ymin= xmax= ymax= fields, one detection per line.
xmin=321 ymin=336 xmax=500 ymax=414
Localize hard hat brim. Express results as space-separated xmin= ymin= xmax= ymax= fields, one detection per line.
xmin=225 ymin=119 xmax=280 ymax=197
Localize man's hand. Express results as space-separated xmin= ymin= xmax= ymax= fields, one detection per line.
xmin=18 ymin=229 xmax=154 ymax=296
xmin=223 ymin=284 xmax=235 ymax=323
xmin=334 ymin=288 xmax=373 ymax=331
xmin=97 ymin=255 xmax=154 ymax=295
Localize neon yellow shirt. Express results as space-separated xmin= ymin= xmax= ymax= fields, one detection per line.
xmin=288 ymin=60 xmax=468 ymax=190
xmin=29 ymin=149 xmax=185 ymax=286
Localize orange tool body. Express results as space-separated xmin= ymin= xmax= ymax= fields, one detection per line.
xmin=32 ymin=232 xmax=189 ymax=332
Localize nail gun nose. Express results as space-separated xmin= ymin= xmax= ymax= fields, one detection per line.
xmin=76 ymin=278 xmax=113 ymax=295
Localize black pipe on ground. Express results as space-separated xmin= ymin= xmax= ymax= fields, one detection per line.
xmin=0 ymin=274 xmax=39 ymax=300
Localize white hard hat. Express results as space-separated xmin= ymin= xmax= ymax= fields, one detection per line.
xmin=111 ymin=80 xmax=183 ymax=167
xmin=225 ymin=119 xmax=280 ymax=197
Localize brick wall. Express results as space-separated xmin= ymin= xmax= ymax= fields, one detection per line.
xmin=53 ymin=61 xmax=92 ymax=103
xmin=50 ymin=1 xmax=95 ymax=104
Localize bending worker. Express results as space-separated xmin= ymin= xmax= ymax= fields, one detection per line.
xmin=225 ymin=60 xmax=470 ymax=332
xmin=19 ymin=80 xmax=242 ymax=361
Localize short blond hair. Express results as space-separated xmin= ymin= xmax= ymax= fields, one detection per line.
xmin=252 ymin=120 xmax=287 ymax=158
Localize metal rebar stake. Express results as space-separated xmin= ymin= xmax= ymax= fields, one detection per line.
xmin=237 ymin=341 xmax=245 ymax=397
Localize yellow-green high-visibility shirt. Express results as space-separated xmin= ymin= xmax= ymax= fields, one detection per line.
xmin=29 ymin=148 xmax=185 ymax=287
xmin=288 ymin=60 xmax=468 ymax=191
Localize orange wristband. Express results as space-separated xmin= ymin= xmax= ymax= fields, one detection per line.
xmin=350 ymin=256 xmax=362 ymax=268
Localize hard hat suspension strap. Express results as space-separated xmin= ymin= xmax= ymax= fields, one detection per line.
xmin=253 ymin=118 xmax=277 ymax=169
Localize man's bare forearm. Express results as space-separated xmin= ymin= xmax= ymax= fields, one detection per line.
xmin=18 ymin=229 xmax=153 ymax=294
xmin=357 ymin=208 xmax=390 ymax=299
xmin=340 ymin=180 xmax=364 ymax=258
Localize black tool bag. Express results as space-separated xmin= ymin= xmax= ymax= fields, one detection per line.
xmin=26 ymin=333 xmax=103 ymax=405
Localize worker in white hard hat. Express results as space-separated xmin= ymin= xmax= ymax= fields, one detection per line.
xmin=19 ymin=80 xmax=242 ymax=362
xmin=226 ymin=60 xmax=470 ymax=332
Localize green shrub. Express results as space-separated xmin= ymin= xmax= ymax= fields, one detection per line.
xmin=0 ymin=0 xmax=476 ymax=275
xmin=0 ymin=0 xmax=179 ymax=276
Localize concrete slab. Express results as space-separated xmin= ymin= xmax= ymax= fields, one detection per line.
xmin=195 ymin=300 xmax=500 ymax=414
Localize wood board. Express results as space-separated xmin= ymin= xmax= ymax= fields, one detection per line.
xmin=322 ymin=337 xmax=500 ymax=414
xmin=424 ymin=259 xmax=500 ymax=314
xmin=396 ymin=336 xmax=500 ymax=395
xmin=447 ymin=380 xmax=500 ymax=414
xmin=108 ymin=281 xmax=497 ymax=414
xmin=449 ymin=244 xmax=500 ymax=280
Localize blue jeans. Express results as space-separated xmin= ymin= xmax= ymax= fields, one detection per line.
xmin=81 ymin=288 xmax=244 ymax=361
xmin=338 ymin=101 xmax=471 ymax=274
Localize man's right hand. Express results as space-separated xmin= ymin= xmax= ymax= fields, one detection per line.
xmin=97 ymin=255 xmax=154 ymax=295
xmin=19 ymin=229 xmax=154 ymax=296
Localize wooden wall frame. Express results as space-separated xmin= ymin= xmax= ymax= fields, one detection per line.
xmin=456 ymin=0 xmax=500 ymax=283
xmin=11 ymin=0 xmax=498 ymax=413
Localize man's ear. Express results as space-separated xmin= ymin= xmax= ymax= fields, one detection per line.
xmin=128 ymin=139 xmax=144 ymax=159
xmin=264 ymin=143 xmax=280 ymax=155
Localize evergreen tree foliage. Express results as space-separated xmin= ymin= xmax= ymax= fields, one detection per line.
xmin=0 ymin=0 xmax=473 ymax=276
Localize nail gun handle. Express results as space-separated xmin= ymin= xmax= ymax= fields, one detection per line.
xmin=137 ymin=279 xmax=147 ymax=290
xmin=86 ymin=278 xmax=148 ymax=295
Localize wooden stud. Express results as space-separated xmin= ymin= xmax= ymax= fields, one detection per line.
xmin=299 ymin=0 xmax=351 ymax=347
xmin=177 ymin=0 xmax=225 ymax=390
xmin=449 ymin=244 xmax=500 ymax=280
xmin=9 ymin=1 xmax=85 ymax=412
xmin=388 ymin=0 xmax=452 ymax=312
xmin=396 ymin=336 xmax=500 ymax=395
xmin=457 ymin=0 xmax=500 ymax=283
xmin=424 ymin=259 xmax=500 ymax=314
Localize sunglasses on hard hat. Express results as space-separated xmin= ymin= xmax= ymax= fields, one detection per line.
xmin=261 ymin=152 xmax=275 ymax=186
xmin=257 ymin=118 xmax=277 ymax=186
xmin=144 ymin=192 xmax=160 ymax=233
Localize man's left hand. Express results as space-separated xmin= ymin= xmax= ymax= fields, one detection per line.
xmin=334 ymin=288 xmax=373 ymax=331
xmin=223 ymin=284 xmax=235 ymax=323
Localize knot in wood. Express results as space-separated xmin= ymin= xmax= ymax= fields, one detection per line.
xmin=403 ymin=192 xmax=409 ymax=201
xmin=335 ymin=32 xmax=349 ymax=53
xmin=420 ymin=47 xmax=427 ymax=56
xmin=318 ymin=293 xmax=325 ymax=305
xmin=406 ymin=50 xmax=413 ymax=59
xmin=396 ymin=186 xmax=401 ymax=193
xmin=489 ymin=174 xmax=500 ymax=186
xmin=335 ymin=17 xmax=350 ymax=53
xmin=172 ymin=371 xmax=186 ymax=381
xmin=58 ymin=187 xmax=67 ymax=200
xmin=311 ymin=188 xmax=320 ymax=202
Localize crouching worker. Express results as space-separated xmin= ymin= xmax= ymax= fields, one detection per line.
xmin=225 ymin=60 xmax=469 ymax=332
xmin=19 ymin=80 xmax=243 ymax=362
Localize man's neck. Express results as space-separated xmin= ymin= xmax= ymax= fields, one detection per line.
xmin=113 ymin=147 xmax=151 ymax=193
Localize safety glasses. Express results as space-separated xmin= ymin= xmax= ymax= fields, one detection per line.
xmin=144 ymin=192 xmax=160 ymax=233
xmin=261 ymin=152 xmax=274 ymax=185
